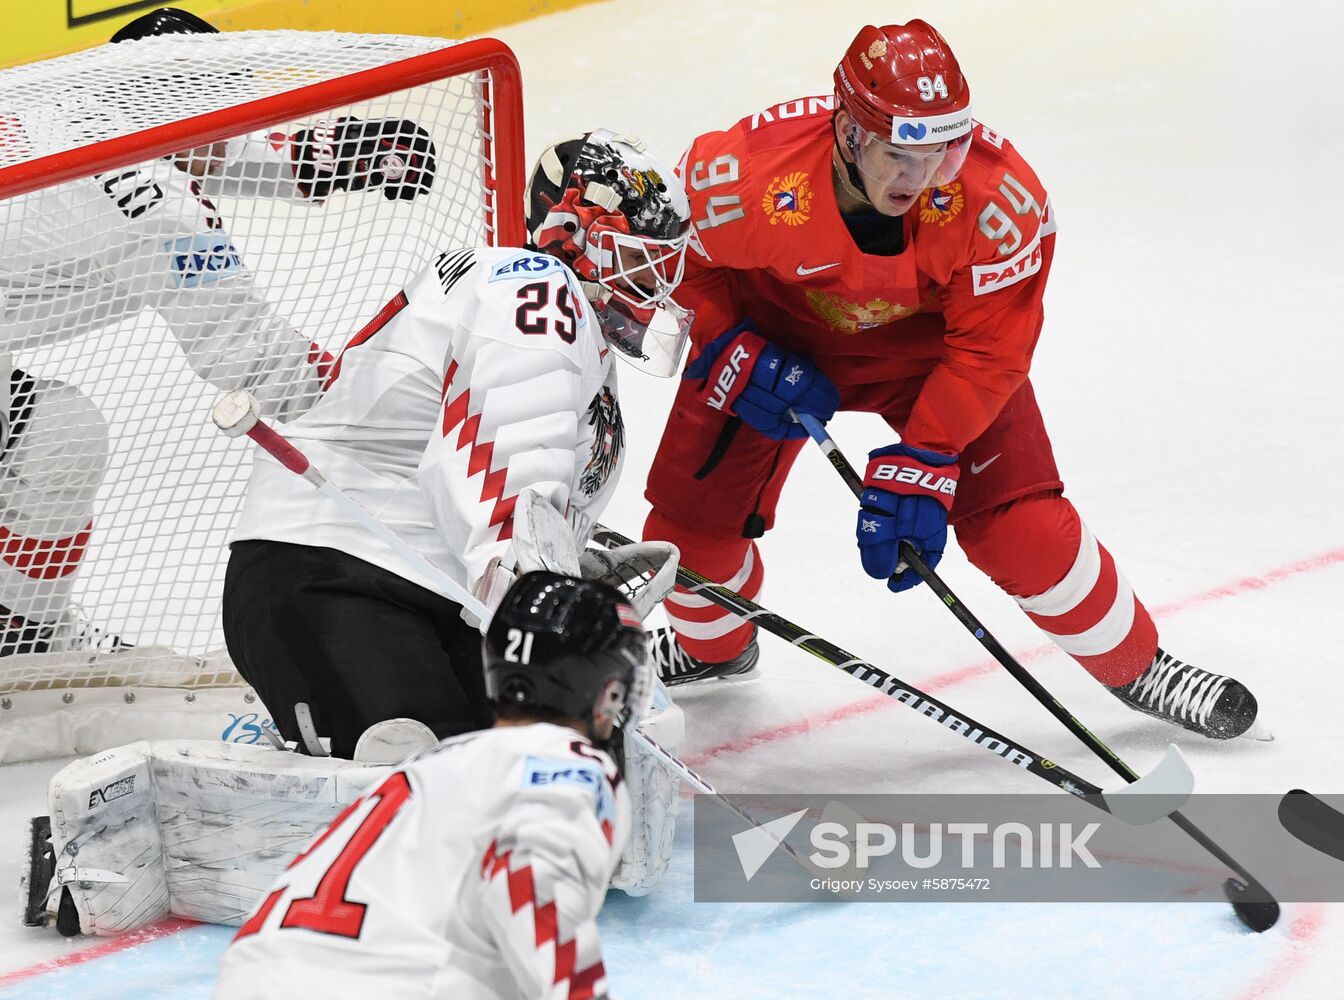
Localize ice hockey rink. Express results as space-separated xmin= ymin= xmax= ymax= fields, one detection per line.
xmin=3 ymin=0 xmax=1343 ymax=996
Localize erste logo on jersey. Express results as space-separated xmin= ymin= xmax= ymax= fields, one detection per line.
xmin=522 ymin=755 xmax=616 ymax=826
xmin=918 ymin=183 xmax=964 ymax=227
xmin=166 ymin=232 xmax=242 ymax=287
xmin=488 ymin=253 xmax=563 ymax=282
xmin=761 ymin=171 xmax=814 ymax=227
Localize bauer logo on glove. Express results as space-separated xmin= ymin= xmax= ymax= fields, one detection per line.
xmin=868 ymin=460 xmax=958 ymax=497
xmin=685 ymin=319 xmax=838 ymax=440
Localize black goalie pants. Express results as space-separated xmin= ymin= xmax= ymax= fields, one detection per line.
xmin=223 ymin=540 xmax=493 ymax=759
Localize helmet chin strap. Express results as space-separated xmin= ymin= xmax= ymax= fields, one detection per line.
xmin=830 ymin=117 xmax=874 ymax=209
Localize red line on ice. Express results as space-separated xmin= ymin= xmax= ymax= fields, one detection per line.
xmin=1233 ymin=903 xmax=1327 ymax=1000
xmin=0 ymin=917 xmax=198 ymax=988
xmin=686 ymin=544 xmax=1344 ymax=767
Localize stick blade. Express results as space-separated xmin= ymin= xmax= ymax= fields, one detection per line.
xmin=1278 ymin=788 xmax=1344 ymax=863
xmin=1224 ymin=877 xmax=1280 ymax=933
xmin=1101 ymin=743 xmax=1195 ymax=825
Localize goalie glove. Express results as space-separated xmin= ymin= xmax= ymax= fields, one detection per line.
xmin=290 ymin=116 xmax=437 ymax=202
xmin=579 ymin=541 xmax=679 ymax=623
xmin=469 ymin=488 xmax=582 ymax=627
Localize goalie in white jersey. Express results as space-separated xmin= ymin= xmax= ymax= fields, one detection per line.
xmin=225 ymin=128 xmax=692 ymax=758
xmin=214 ymin=571 xmax=647 ymax=1000
xmin=0 ymin=6 xmax=437 ymax=655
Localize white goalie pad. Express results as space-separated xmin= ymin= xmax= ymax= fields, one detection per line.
xmin=580 ymin=541 xmax=680 ymax=622
xmin=611 ymin=680 xmax=684 ymax=896
xmin=45 ymin=740 xmax=385 ymax=935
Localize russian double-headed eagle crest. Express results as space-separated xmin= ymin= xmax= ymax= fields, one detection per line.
xmin=762 ymin=171 xmax=814 ymax=226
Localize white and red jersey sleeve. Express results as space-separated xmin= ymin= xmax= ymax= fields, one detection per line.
xmin=1 ymin=118 xmax=322 ymax=420
xmin=233 ymin=245 xmax=623 ymax=604
xmin=474 ymin=742 xmax=623 ymax=999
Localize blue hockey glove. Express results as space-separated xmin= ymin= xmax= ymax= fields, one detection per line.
xmin=856 ymin=443 xmax=960 ymax=593
xmin=684 ymin=320 xmax=838 ymax=440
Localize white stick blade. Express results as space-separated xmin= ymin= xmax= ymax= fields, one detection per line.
xmin=1102 ymin=743 xmax=1195 ymax=825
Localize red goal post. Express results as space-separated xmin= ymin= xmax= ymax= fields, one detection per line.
xmin=0 ymin=31 xmax=525 ymax=762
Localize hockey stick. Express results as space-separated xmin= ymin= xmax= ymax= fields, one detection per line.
xmin=208 ymin=391 xmax=746 ymax=821
xmin=1278 ymin=790 xmax=1344 ymax=864
xmin=790 ymin=409 xmax=1280 ymax=932
xmin=591 ymin=525 xmax=1190 ymax=826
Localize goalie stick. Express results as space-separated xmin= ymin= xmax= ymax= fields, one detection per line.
xmin=790 ymin=409 xmax=1280 ymax=932
xmin=208 ymin=389 xmax=803 ymax=866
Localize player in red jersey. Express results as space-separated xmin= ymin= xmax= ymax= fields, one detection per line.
xmin=642 ymin=20 xmax=1261 ymax=740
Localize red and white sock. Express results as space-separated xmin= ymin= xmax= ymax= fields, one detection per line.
xmin=644 ymin=509 xmax=760 ymax=664
xmin=959 ymin=494 xmax=1157 ymax=686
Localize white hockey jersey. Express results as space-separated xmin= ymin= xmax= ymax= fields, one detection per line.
xmin=213 ymin=722 xmax=629 ymax=1000
xmin=233 ymin=245 xmax=624 ymax=604
xmin=0 ymin=129 xmax=322 ymax=419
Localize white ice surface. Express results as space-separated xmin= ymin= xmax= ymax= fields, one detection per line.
xmin=3 ymin=0 xmax=1344 ymax=996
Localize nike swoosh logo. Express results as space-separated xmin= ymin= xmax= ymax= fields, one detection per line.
xmin=970 ymin=454 xmax=1001 ymax=475
xmin=796 ymin=262 xmax=840 ymax=276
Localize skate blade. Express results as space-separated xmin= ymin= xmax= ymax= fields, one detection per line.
xmin=1238 ymin=718 xmax=1275 ymax=742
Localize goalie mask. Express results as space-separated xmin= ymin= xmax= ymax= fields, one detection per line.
xmin=484 ymin=572 xmax=654 ymax=744
xmin=526 ymin=130 xmax=693 ymax=376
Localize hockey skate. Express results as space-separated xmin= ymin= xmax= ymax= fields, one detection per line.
xmin=0 ymin=604 xmax=131 ymax=657
xmin=649 ymin=626 xmax=760 ymax=687
xmin=1109 ymin=648 xmax=1264 ymax=740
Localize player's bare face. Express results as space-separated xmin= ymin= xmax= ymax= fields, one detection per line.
xmin=837 ymin=111 xmax=969 ymax=218
xmin=860 ymin=142 xmax=945 ymax=215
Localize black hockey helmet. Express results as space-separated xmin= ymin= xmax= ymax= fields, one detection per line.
xmin=484 ymin=572 xmax=653 ymax=738
xmin=525 ymin=130 xmax=693 ymax=376
xmin=111 ymin=7 xmax=218 ymax=43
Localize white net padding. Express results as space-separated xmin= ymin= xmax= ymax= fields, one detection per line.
xmin=0 ymin=31 xmax=524 ymax=761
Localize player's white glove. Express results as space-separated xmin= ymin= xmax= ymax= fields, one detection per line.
xmin=470 ymin=488 xmax=581 ymax=625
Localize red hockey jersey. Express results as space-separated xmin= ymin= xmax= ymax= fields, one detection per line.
xmin=675 ymin=95 xmax=1057 ymax=454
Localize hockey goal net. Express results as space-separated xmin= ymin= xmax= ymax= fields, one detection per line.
xmin=0 ymin=31 xmax=525 ymax=762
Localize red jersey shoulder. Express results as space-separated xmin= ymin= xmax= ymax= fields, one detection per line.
xmin=914 ymin=122 xmax=1055 ymax=292
xmin=679 ymin=96 xmax=837 ymax=268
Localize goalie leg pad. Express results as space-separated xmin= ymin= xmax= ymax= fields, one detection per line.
xmin=611 ymin=680 xmax=685 ymax=896
xmin=47 ymin=740 xmax=387 ymax=934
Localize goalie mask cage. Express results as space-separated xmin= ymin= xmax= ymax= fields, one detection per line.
xmin=0 ymin=32 xmax=525 ymax=762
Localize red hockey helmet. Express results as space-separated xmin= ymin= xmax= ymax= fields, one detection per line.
xmin=833 ymin=22 xmax=974 ymax=207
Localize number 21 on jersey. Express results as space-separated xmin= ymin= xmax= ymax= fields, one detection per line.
xmin=234 ymin=771 xmax=412 ymax=942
